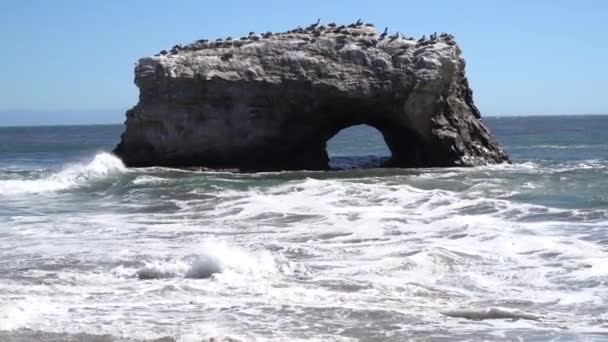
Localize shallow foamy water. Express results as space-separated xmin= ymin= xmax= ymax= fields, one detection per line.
xmin=1 ymin=117 xmax=607 ymax=341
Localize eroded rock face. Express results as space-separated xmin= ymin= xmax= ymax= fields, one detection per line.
xmin=114 ymin=24 xmax=509 ymax=170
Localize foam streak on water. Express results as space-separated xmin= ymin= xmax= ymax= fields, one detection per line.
xmin=1 ymin=117 xmax=608 ymax=341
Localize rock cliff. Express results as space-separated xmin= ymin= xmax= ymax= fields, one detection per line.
xmin=114 ymin=22 xmax=509 ymax=170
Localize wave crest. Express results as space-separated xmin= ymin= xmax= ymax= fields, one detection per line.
xmin=0 ymin=152 xmax=126 ymax=195
xmin=133 ymin=242 xmax=290 ymax=280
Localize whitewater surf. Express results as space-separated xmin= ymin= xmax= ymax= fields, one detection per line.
xmin=0 ymin=117 xmax=607 ymax=341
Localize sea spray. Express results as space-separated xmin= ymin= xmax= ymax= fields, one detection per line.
xmin=0 ymin=152 xmax=125 ymax=195
xmin=133 ymin=242 xmax=284 ymax=280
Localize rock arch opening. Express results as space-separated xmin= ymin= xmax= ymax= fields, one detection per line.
xmin=327 ymin=125 xmax=391 ymax=169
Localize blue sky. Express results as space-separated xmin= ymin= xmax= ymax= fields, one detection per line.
xmin=0 ymin=0 xmax=606 ymax=125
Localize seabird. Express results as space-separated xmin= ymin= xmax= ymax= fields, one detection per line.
xmin=328 ymin=22 xmax=336 ymax=28
xmin=263 ymin=31 xmax=273 ymax=38
xmin=311 ymin=18 xmax=320 ymax=28
xmin=355 ymin=19 xmax=363 ymax=26
xmin=249 ymin=31 xmax=255 ymax=36
xmin=389 ymin=32 xmax=399 ymax=41
xmin=365 ymin=23 xmax=374 ymax=27
xmin=216 ymin=38 xmax=223 ymax=42
xmin=417 ymin=35 xmax=426 ymax=43
xmin=379 ymin=27 xmax=388 ymax=39
xmin=226 ymin=36 xmax=233 ymax=41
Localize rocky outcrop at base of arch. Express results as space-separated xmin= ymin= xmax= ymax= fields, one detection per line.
xmin=114 ymin=23 xmax=509 ymax=171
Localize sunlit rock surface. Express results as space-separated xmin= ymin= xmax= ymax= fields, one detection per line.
xmin=115 ymin=23 xmax=509 ymax=170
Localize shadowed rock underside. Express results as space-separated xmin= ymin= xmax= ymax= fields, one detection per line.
xmin=114 ymin=23 xmax=509 ymax=171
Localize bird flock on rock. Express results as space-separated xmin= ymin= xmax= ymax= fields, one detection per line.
xmin=155 ymin=19 xmax=456 ymax=56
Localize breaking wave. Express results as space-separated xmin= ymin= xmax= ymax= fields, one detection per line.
xmin=0 ymin=153 xmax=126 ymax=195
xmin=132 ymin=242 xmax=288 ymax=280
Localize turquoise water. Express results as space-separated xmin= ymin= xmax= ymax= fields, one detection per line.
xmin=0 ymin=116 xmax=607 ymax=341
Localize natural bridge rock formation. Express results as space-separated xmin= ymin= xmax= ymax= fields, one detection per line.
xmin=114 ymin=23 xmax=509 ymax=170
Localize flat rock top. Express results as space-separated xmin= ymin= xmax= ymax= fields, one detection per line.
xmin=136 ymin=24 xmax=460 ymax=87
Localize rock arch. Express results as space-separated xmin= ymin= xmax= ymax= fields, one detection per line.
xmin=114 ymin=24 xmax=509 ymax=171
xmin=326 ymin=124 xmax=391 ymax=169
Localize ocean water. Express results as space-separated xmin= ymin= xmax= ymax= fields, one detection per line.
xmin=0 ymin=116 xmax=607 ymax=341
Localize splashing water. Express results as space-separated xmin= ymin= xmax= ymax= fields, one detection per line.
xmin=1 ymin=117 xmax=608 ymax=341
xmin=0 ymin=152 xmax=126 ymax=195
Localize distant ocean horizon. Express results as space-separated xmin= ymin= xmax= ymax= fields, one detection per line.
xmin=1 ymin=115 xmax=607 ymax=341
xmin=1 ymin=112 xmax=607 ymax=128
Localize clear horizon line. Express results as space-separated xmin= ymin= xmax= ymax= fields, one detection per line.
xmin=1 ymin=113 xmax=607 ymax=128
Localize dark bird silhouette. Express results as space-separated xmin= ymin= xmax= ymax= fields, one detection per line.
xmin=249 ymin=31 xmax=255 ymax=36
xmin=226 ymin=36 xmax=233 ymax=41
xmin=169 ymin=44 xmax=182 ymax=54
xmin=389 ymin=32 xmax=399 ymax=41
xmin=328 ymin=22 xmax=337 ymax=28
xmin=417 ymin=35 xmax=426 ymax=43
xmin=379 ymin=27 xmax=388 ymax=39
xmin=355 ymin=19 xmax=363 ymax=26
xmin=306 ymin=18 xmax=321 ymax=31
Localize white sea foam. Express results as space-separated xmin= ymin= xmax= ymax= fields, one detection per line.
xmin=0 ymin=152 xmax=126 ymax=195
xmin=136 ymin=259 xmax=191 ymax=279
xmin=132 ymin=242 xmax=285 ymax=281
xmin=2 ymin=167 xmax=608 ymax=340
xmin=0 ymin=297 xmax=58 ymax=331
xmin=132 ymin=175 xmax=168 ymax=185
